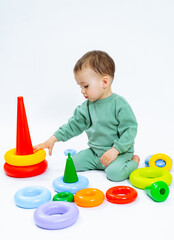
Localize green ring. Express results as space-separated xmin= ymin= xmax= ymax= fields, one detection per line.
xmin=145 ymin=181 xmax=169 ymax=202
xmin=53 ymin=191 xmax=74 ymax=202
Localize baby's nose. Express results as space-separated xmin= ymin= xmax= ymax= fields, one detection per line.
xmin=81 ymin=88 xmax=85 ymax=94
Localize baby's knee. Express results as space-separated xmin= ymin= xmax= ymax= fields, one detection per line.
xmin=105 ymin=165 xmax=128 ymax=182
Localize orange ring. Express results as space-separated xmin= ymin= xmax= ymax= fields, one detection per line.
xmin=106 ymin=186 xmax=138 ymax=204
xmin=74 ymin=188 xmax=105 ymax=207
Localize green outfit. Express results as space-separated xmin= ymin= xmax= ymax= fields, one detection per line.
xmin=54 ymin=93 xmax=138 ymax=181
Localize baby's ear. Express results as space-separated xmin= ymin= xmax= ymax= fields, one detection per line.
xmin=102 ymin=75 xmax=110 ymax=88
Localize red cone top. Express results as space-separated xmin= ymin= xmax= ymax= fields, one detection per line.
xmin=16 ymin=96 xmax=33 ymax=155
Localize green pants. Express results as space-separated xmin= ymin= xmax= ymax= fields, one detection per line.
xmin=72 ymin=148 xmax=138 ymax=182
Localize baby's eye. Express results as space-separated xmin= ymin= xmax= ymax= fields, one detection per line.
xmin=84 ymin=85 xmax=89 ymax=88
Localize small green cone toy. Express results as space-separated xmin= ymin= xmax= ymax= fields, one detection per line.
xmin=145 ymin=181 xmax=169 ymax=202
xmin=63 ymin=153 xmax=78 ymax=183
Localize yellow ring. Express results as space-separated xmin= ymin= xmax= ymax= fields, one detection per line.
xmin=149 ymin=153 xmax=172 ymax=171
xmin=129 ymin=167 xmax=172 ymax=189
xmin=4 ymin=148 xmax=46 ymax=166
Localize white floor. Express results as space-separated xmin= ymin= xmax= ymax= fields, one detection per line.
xmin=1 ymin=1 xmax=174 ymax=239
xmin=1 ymin=129 xmax=174 ymax=240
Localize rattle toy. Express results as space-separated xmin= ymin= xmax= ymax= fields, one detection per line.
xmin=106 ymin=186 xmax=137 ymax=204
xmin=4 ymin=97 xmax=48 ymax=177
xmin=145 ymin=155 xmax=166 ymax=168
xmin=14 ymin=186 xmax=51 ymax=209
xmin=149 ymin=153 xmax=172 ymax=171
xmin=53 ymin=192 xmax=74 ymax=202
xmin=74 ymin=188 xmax=105 ymax=207
xmin=145 ymin=181 xmax=169 ymax=202
xmin=34 ymin=201 xmax=79 ymax=230
xmin=53 ymin=153 xmax=89 ymax=194
xmin=129 ymin=167 xmax=172 ymax=189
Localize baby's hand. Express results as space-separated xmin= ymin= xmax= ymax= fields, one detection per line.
xmin=33 ymin=135 xmax=58 ymax=156
xmin=100 ymin=147 xmax=119 ymax=167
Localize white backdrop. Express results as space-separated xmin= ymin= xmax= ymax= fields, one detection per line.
xmin=0 ymin=1 xmax=174 ymax=239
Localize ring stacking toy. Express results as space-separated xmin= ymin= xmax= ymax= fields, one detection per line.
xmin=106 ymin=186 xmax=138 ymax=204
xmin=129 ymin=167 xmax=172 ymax=189
xmin=53 ymin=175 xmax=89 ymax=194
xmin=145 ymin=181 xmax=169 ymax=202
xmin=4 ymin=148 xmax=46 ymax=166
xmin=4 ymin=97 xmax=48 ymax=178
xmin=53 ymin=192 xmax=74 ymax=202
xmin=149 ymin=153 xmax=172 ymax=171
xmin=4 ymin=160 xmax=48 ymax=178
xmin=145 ymin=155 xmax=166 ymax=168
xmin=74 ymin=188 xmax=105 ymax=207
xmin=34 ymin=201 xmax=79 ymax=230
xmin=14 ymin=186 xmax=51 ymax=209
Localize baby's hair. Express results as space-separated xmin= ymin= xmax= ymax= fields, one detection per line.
xmin=73 ymin=50 xmax=115 ymax=79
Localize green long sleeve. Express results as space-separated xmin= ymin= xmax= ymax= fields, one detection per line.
xmin=54 ymin=101 xmax=90 ymax=141
xmin=54 ymin=93 xmax=138 ymax=157
xmin=113 ymin=105 xmax=138 ymax=154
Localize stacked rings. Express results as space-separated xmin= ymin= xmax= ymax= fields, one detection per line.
xmin=4 ymin=148 xmax=48 ymax=178
xmin=4 ymin=148 xmax=46 ymax=166
xmin=53 ymin=175 xmax=89 ymax=194
xmin=145 ymin=155 xmax=166 ymax=167
xmin=4 ymin=160 xmax=48 ymax=178
xmin=74 ymin=188 xmax=105 ymax=207
xmin=149 ymin=153 xmax=172 ymax=171
xmin=106 ymin=186 xmax=138 ymax=204
xmin=34 ymin=201 xmax=79 ymax=230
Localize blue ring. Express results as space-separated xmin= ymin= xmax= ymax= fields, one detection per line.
xmin=14 ymin=186 xmax=52 ymax=209
xmin=34 ymin=201 xmax=79 ymax=230
xmin=53 ymin=175 xmax=89 ymax=194
xmin=145 ymin=155 xmax=166 ymax=167
xmin=64 ymin=149 xmax=76 ymax=156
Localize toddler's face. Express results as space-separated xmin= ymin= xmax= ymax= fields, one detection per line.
xmin=75 ymin=67 xmax=105 ymax=102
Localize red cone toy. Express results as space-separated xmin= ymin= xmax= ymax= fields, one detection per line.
xmin=16 ymin=96 xmax=34 ymax=155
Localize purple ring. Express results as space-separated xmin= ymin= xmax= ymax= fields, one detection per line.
xmin=34 ymin=201 xmax=79 ymax=230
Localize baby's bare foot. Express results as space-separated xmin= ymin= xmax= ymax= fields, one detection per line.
xmin=132 ymin=155 xmax=140 ymax=166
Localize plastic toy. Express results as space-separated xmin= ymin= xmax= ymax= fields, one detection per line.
xmin=63 ymin=153 xmax=78 ymax=183
xmin=4 ymin=97 xmax=48 ymax=178
xmin=129 ymin=167 xmax=172 ymax=189
xmin=4 ymin=160 xmax=48 ymax=178
xmin=53 ymin=175 xmax=89 ymax=194
xmin=145 ymin=155 xmax=166 ymax=168
xmin=74 ymin=188 xmax=105 ymax=207
xmin=4 ymin=148 xmax=46 ymax=166
xmin=106 ymin=186 xmax=137 ymax=204
xmin=53 ymin=192 xmax=74 ymax=202
xmin=145 ymin=181 xmax=169 ymax=202
xmin=14 ymin=186 xmax=51 ymax=209
xmin=64 ymin=149 xmax=76 ymax=156
xmin=16 ymin=96 xmax=33 ymax=155
xmin=34 ymin=201 xmax=79 ymax=230
xmin=53 ymin=153 xmax=89 ymax=194
xmin=149 ymin=153 xmax=172 ymax=171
